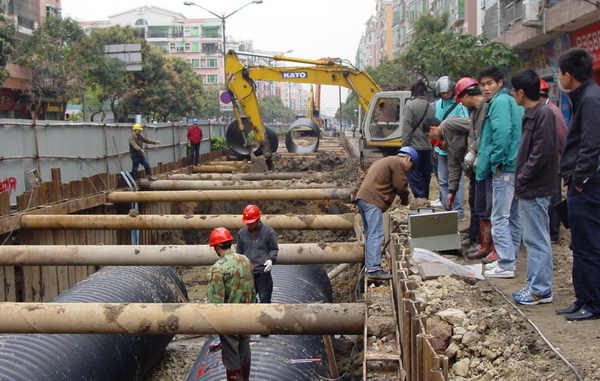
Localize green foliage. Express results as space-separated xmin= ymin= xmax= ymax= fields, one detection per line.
xmin=400 ymin=13 xmax=519 ymax=81
xmin=211 ymin=136 xmax=229 ymax=151
xmin=258 ymin=95 xmax=295 ymax=123
xmin=0 ymin=6 xmax=17 ymax=84
xmin=201 ymin=85 xmax=225 ymax=119
xmin=15 ymin=17 xmax=87 ymax=120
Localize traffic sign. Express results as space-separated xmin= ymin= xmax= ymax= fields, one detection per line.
xmin=219 ymin=91 xmax=233 ymax=112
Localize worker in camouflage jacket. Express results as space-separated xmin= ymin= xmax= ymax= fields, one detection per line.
xmin=207 ymin=227 xmax=256 ymax=381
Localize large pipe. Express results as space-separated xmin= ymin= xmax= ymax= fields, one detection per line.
xmin=107 ymin=188 xmax=351 ymax=203
xmin=191 ymin=165 xmax=237 ymax=173
xmin=167 ymin=172 xmax=337 ymax=181
xmin=285 ymin=117 xmax=320 ymax=153
xmin=20 ymin=214 xmax=356 ymax=230
xmin=137 ymin=180 xmax=343 ymax=190
xmin=0 ymin=303 xmax=364 ymax=335
xmin=0 ymin=266 xmax=188 ymax=381
xmin=0 ymin=242 xmax=363 ymax=266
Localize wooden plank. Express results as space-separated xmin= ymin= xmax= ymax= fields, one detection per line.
xmin=40 ymin=229 xmax=58 ymax=301
xmin=51 ymin=168 xmax=62 ymax=183
xmin=49 ymin=181 xmax=63 ymax=203
xmin=0 ymin=191 xmax=9 ymax=217
xmin=53 ymin=230 xmax=69 ymax=296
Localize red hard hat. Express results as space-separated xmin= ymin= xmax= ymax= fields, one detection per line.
xmin=242 ymin=205 xmax=262 ymax=224
xmin=209 ymin=227 xmax=233 ymax=247
xmin=454 ymin=77 xmax=479 ymax=102
xmin=540 ymin=79 xmax=550 ymax=90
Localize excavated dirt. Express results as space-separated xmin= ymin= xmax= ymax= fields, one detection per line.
xmin=144 ymin=144 xmax=599 ymax=381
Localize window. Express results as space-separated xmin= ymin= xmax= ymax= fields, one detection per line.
xmin=46 ymin=5 xmax=58 ymax=18
xmin=148 ymin=26 xmax=169 ymax=38
xmin=169 ymin=43 xmax=184 ymax=52
xmin=202 ymin=25 xmax=221 ymax=38
xmin=202 ymin=58 xmax=218 ymax=68
xmin=191 ymin=43 xmax=200 ymax=52
xmin=135 ymin=18 xmax=148 ymax=26
xmin=185 ymin=43 xmax=191 ymax=52
xmin=204 ymin=74 xmax=218 ymax=84
xmin=202 ymin=43 xmax=218 ymax=54
xmin=155 ymin=43 xmax=168 ymax=53
xmin=190 ymin=59 xmax=200 ymax=68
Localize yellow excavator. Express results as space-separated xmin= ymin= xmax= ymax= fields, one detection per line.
xmin=224 ymin=50 xmax=411 ymax=169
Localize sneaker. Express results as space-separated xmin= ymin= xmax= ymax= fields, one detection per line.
xmin=366 ymin=269 xmax=392 ymax=280
xmin=147 ymin=175 xmax=157 ymax=181
xmin=429 ymin=200 xmax=443 ymax=208
xmin=484 ymin=260 xmax=498 ymax=270
xmin=514 ymin=289 xmax=553 ymax=305
xmin=512 ymin=286 xmax=529 ymax=297
xmin=484 ymin=265 xmax=515 ymax=278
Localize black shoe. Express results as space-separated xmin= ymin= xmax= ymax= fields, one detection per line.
xmin=459 ymin=227 xmax=469 ymax=234
xmin=555 ymin=303 xmax=583 ymax=315
xmin=565 ymin=308 xmax=600 ymax=321
xmin=366 ymin=269 xmax=392 ymax=280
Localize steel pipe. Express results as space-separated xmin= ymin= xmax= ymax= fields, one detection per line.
xmin=137 ymin=180 xmax=342 ymax=191
xmin=191 ymin=165 xmax=237 ymax=173
xmin=20 ymin=213 xmax=356 ymax=230
xmin=167 ymin=171 xmax=337 ymax=181
xmin=0 ymin=303 xmax=365 ymax=335
xmin=107 ymin=188 xmax=351 ymax=203
xmin=0 ymin=243 xmax=363 ymax=266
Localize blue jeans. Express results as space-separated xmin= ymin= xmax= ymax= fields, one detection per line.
xmin=437 ymin=154 xmax=465 ymax=219
xmin=491 ymin=171 xmax=521 ymax=270
xmin=407 ymin=149 xmax=432 ymax=199
xmin=131 ymin=154 xmax=150 ymax=172
xmin=519 ymin=196 xmax=553 ymax=295
xmin=253 ymin=271 xmax=273 ymax=303
xmin=567 ymin=182 xmax=600 ymax=315
xmin=357 ymin=199 xmax=384 ymax=272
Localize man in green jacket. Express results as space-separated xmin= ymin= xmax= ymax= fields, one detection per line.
xmin=207 ymin=227 xmax=256 ymax=381
xmin=477 ymin=66 xmax=523 ymax=278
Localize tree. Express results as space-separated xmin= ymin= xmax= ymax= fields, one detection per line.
xmin=258 ymin=95 xmax=295 ymax=124
xmin=400 ymin=13 xmax=519 ymax=82
xmin=162 ymin=56 xmax=204 ymax=121
xmin=0 ymin=6 xmax=17 ymax=84
xmin=15 ymin=17 xmax=86 ymax=121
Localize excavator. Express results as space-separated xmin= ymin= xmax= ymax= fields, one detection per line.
xmin=224 ymin=50 xmax=411 ymax=169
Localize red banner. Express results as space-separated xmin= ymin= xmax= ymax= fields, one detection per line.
xmin=572 ymin=21 xmax=600 ymax=68
xmin=0 ymin=89 xmax=15 ymax=111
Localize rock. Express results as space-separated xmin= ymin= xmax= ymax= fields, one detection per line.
xmin=427 ymin=317 xmax=452 ymax=353
xmin=438 ymin=308 xmax=466 ymax=326
xmin=453 ymin=358 xmax=471 ymax=377
xmin=445 ymin=342 xmax=461 ymax=359
xmin=462 ymin=330 xmax=482 ymax=348
xmin=453 ymin=326 xmax=467 ymax=336
xmin=367 ymin=317 xmax=396 ymax=337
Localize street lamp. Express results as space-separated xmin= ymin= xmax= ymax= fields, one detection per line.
xmin=183 ymin=1 xmax=263 ymax=77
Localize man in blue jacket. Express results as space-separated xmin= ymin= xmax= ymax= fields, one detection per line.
xmin=477 ymin=66 xmax=523 ymax=278
xmin=555 ymin=48 xmax=600 ymax=321
xmin=510 ymin=69 xmax=558 ymax=305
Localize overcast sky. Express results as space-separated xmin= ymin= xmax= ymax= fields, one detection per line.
xmin=60 ymin=0 xmax=377 ymax=116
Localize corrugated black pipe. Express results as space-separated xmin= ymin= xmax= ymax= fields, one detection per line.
xmin=186 ymin=264 xmax=334 ymax=380
xmin=0 ymin=266 xmax=188 ymax=381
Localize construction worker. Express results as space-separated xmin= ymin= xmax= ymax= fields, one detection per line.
xmin=129 ymin=124 xmax=161 ymax=180
xmin=539 ymin=79 xmax=568 ymax=243
xmin=187 ymin=118 xmax=203 ymax=166
xmin=236 ymin=205 xmax=279 ymax=304
xmin=350 ymin=147 xmax=417 ymax=280
xmin=207 ymin=227 xmax=255 ymax=380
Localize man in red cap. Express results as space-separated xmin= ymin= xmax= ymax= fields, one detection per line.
xmin=236 ymin=205 xmax=279 ymax=305
xmin=207 ymin=227 xmax=255 ymax=380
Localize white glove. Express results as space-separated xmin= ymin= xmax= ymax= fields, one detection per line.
xmin=263 ymin=259 xmax=273 ymax=272
xmin=464 ymin=150 xmax=476 ymax=167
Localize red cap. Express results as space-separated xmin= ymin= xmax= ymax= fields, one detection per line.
xmin=540 ymin=79 xmax=550 ymax=90
xmin=454 ymin=77 xmax=479 ymax=102
xmin=242 ymin=205 xmax=262 ymax=224
xmin=209 ymin=227 xmax=233 ymax=247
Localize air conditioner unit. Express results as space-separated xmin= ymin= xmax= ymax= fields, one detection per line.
xmin=523 ymin=0 xmax=543 ymax=26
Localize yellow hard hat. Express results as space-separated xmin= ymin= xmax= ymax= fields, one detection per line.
xmin=132 ymin=124 xmax=143 ymax=131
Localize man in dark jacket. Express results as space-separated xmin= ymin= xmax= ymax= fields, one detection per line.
xmin=555 ymin=48 xmax=600 ymax=321
xmin=129 ymin=124 xmax=161 ymax=180
xmin=402 ymin=80 xmax=435 ymax=199
xmin=510 ymin=69 xmax=558 ymax=306
xmin=351 ymin=147 xmax=417 ymax=280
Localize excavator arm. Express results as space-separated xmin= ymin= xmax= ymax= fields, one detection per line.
xmin=225 ymin=50 xmax=381 ymax=160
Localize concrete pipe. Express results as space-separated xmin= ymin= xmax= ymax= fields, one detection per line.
xmin=0 ymin=242 xmax=363 ymax=266
xmin=137 ymin=180 xmax=342 ymax=191
xmin=167 ymin=171 xmax=337 ymax=181
xmin=107 ymin=188 xmax=351 ymax=203
xmin=19 ymin=213 xmax=356 ymax=230
xmin=285 ymin=118 xmax=320 ymax=154
xmin=0 ymin=302 xmax=365 ymax=335
xmin=225 ymin=117 xmax=279 ymax=156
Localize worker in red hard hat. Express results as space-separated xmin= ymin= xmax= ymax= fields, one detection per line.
xmin=207 ymin=227 xmax=255 ymax=380
xmin=236 ymin=205 xmax=279 ymax=308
